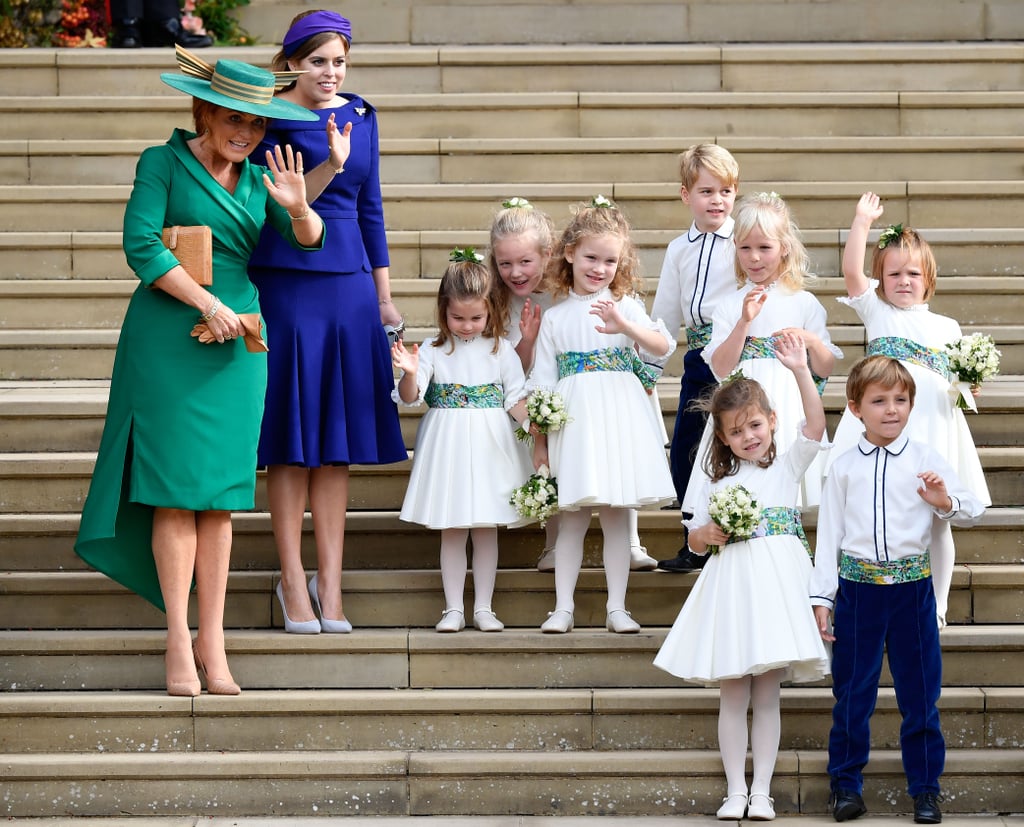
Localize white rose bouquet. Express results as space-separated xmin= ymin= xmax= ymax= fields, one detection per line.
xmin=946 ymin=333 xmax=1001 ymax=412
xmin=706 ymin=484 xmax=760 ymax=553
xmin=515 ymin=389 xmax=571 ymax=442
xmin=509 ymin=465 xmax=559 ymax=525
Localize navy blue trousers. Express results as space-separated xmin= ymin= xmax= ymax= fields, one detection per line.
xmin=828 ymin=576 xmax=944 ymax=796
xmin=670 ymin=346 xmax=717 ymax=505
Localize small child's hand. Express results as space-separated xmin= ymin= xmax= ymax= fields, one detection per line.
xmin=688 ymin=521 xmax=729 ymax=552
xmin=519 ymin=298 xmax=542 ymax=345
xmin=590 ymin=299 xmax=626 ymax=335
xmin=917 ymin=471 xmax=953 ymax=512
xmin=813 ymin=605 xmax=836 ymax=642
xmin=773 ymin=330 xmax=808 ymax=372
xmin=391 ymin=339 xmax=419 ymax=373
xmin=742 ymin=286 xmax=768 ymax=322
xmin=854 ymin=191 xmax=884 ymax=225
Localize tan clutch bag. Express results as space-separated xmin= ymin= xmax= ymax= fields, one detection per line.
xmin=190 ymin=313 xmax=268 ymax=353
xmin=162 ymin=225 xmax=212 ymax=286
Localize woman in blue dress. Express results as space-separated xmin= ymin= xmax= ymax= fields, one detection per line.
xmin=248 ymin=10 xmax=407 ymax=634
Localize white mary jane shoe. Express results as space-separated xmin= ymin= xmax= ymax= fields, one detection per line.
xmin=536 ymin=546 xmax=556 ymax=572
xmin=629 ymin=544 xmax=658 ymax=571
xmin=605 ymin=608 xmax=641 ymax=634
xmin=435 ymin=609 xmax=465 ymax=633
xmin=747 ymin=793 xmax=776 ymax=821
xmin=473 ymin=609 xmax=504 ymax=632
xmin=540 ymin=609 xmax=574 ymax=633
xmin=716 ymin=793 xmax=749 ymax=820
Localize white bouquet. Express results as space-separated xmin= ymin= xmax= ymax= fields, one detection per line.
xmin=946 ymin=333 xmax=1001 ymax=411
xmin=706 ymin=484 xmax=760 ymax=553
xmin=515 ymin=389 xmax=571 ymax=442
xmin=509 ymin=465 xmax=559 ymax=525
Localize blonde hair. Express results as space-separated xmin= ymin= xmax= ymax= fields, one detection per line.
xmin=679 ymin=143 xmax=739 ymax=190
xmin=846 ymin=355 xmax=917 ymax=408
xmin=433 ymin=260 xmax=504 ymax=354
xmin=487 ymin=200 xmax=555 ymax=331
xmin=272 ymin=10 xmax=351 ymax=76
xmin=871 ymin=227 xmax=938 ymax=304
xmin=544 ymin=200 xmax=641 ymax=300
xmin=732 ymin=192 xmax=812 ymax=290
xmin=699 ymin=376 xmax=776 ymax=481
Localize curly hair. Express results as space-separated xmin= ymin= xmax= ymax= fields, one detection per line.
xmin=732 ymin=192 xmax=813 ymax=291
xmin=544 ymin=201 xmax=641 ymax=300
xmin=487 ymin=201 xmax=555 ymax=333
xmin=870 ymin=226 xmax=938 ymax=304
xmin=433 ymin=259 xmax=504 ymax=355
xmin=697 ymin=375 xmax=777 ymax=482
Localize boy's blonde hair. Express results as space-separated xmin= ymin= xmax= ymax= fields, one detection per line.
xmin=871 ymin=226 xmax=939 ymax=304
xmin=732 ymin=192 xmax=812 ymax=290
xmin=544 ymin=200 xmax=641 ymax=300
xmin=487 ymin=199 xmax=555 ymax=329
xmin=434 ymin=260 xmax=504 ymax=355
xmin=679 ymin=143 xmax=739 ymax=190
xmin=846 ymin=355 xmax=917 ymax=408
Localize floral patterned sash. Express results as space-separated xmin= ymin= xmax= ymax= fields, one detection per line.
xmin=839 ymin=552 xmax=931 ymax=585
xmin=556 ymin=346 xmax=659 ymax=390
xmin=424 ymin=382 xmax=503 ymax=409
xmin=686 ymin=323 xmax=713 ymax=350
xmin=866 ymin=336 xmax=950 ymax=379
xmin=739 ymin=335 xmax=828 ymax=396
xmin=724 ymin=505 xmax=811 ymax=558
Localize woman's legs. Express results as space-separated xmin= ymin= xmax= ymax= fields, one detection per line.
xmin=193 ymin=510 xmax=235 ymax=683
xmin=266 ymin=464 xmax=316 ymax=623
xmin=152 ymin=507 xmax=200 ymax=688
xmin=309 ymin=464 xmax=349 ymax=621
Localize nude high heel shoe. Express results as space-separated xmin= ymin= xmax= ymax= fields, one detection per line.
xmin=165 ymin=648 xmax=201 ymax=698
xmin=192 ymin=642 xmax=240 ymax=696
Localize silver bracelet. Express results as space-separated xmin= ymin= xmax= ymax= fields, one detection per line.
xmin=199 ymin=296 xmax=221 ymax=322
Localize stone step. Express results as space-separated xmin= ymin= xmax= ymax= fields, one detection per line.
xmin=8 ymin=90 xmax=1024 ymax=143
xmin=2 ymin=225 xmax=1023 ymax=284
xmin=2 ymin=276 xmax=1021 ymax=334
xmin=1 ymin=685 xmax=1019 ymax=754
xmin=1 ymin=627 xmax=1021 ymax=691
xmin=10 ymin=43 xmax=1024 ymax=98
xmin=0 ymin=558 xmax=1018 ymax=630
xmin=0 ymin=745 xmax=1017 ymax=818
xmin=2 ymin=506 xmax=1020 ymax=575
xmin=1 ymin=322 xmax=1021 ymax=382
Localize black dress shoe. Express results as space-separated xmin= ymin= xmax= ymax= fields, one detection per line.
xmin=830 ymin=789 xmax=867 ymax=822
xmin=657 ymin=548 xmax=707 ymax=573
xmin=110 ymin=18 xmax=142 ymax=48
xmin=913 ymin=792 xmax=942 ymax=824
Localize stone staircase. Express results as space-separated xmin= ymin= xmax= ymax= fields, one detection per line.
xmin=1 ymin=0 xmax=1023 ymax=818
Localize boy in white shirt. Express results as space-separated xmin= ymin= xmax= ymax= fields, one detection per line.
xmin=650 ymin=143 xmax=740 ymax=572
xmin=811 ymin=356 xmax=985 ymax=825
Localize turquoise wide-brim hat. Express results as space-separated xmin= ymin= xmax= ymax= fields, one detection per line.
xmin=161 ymin=45 xmax=318 ymax=122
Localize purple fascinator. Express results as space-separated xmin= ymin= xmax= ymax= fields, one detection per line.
xmin=283 ymin=10 xmax=352 ymax=56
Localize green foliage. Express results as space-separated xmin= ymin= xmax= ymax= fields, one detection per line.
xmin=195 ymin=0 xmax=256 ymax=45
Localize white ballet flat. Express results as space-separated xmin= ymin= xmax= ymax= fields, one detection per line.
xmin=716 ymin=793 xmax=749 ymax=820
xmin=473 ymin=609 xmax=504 ymax=632
xmin=435 ymin=609 xmax=465 ymax=633
xmin=629 ymin=544 xmax=658 ymax=571
xmin=747 ymin=793 xmax=776 ymax=821
xmin=540 ymin=609 xmax=574 ymax=633
xmin=605 ymin=608 xmax=641 ymax=634
xmin=536 ymin=546 xmax=556 ymax=572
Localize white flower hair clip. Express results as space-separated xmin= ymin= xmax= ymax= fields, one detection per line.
xmin=591 ymin=194 xmax=614 ymax=208
xmin=449 ymin=247 xmax=484 ymax=263
xmin=502 ymin=197 xmax=533 ymax=210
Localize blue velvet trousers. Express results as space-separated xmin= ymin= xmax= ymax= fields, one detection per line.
xmin=828 ymin=576 xmax=944 ymax=796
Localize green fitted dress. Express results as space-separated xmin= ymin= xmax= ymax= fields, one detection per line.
xmin=75 ymin=129 xmax=321 ymax=611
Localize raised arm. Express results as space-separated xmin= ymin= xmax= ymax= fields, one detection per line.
xmin=842 ymin=192 xmax=884 ymax=298
xmin=708 ymin=287 xmax=766 ymax=378
xmin=774 ymin=331 xmax=825 ymax=441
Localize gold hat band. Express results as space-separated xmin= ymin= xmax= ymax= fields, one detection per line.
xmin=210 ymin=73 xmax=275 ymax=106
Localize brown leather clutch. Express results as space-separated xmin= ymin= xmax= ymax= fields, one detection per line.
xmin=162 ymin=225 xmax=213 ymax=286
xmin=190 ymin=313 xmax=268 ymax=353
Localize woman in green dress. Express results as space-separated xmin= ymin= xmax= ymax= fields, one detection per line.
xmin=75 ymin=52 xmax=324 ymax=697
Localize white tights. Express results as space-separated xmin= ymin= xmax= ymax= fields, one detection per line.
xmin=930 ymin=517 xmax=954 ymax=628
xmin=552 ymin=506 xmax=630 ymax=613
xmin=439 ymin=527 xmax=499 ymax=613
xmin=718 ymin=669 xmax=784 ymax=798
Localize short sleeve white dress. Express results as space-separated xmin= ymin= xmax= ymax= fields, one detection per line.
xmin=395 ymin=334 xmax=534 ymax=529
xmin=654 ymin=431 xmax=831 ymax=684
